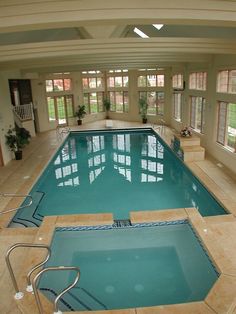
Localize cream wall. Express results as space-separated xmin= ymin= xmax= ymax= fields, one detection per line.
xmin=0 ymin=70 xmax=22 ymax=164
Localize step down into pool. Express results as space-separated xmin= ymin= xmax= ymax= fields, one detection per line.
xmin=9 ymin=191 xmax=45 ymax=228
xmin=40 ymin=286 xmax=107 ymax=311
xmin=113 ymin=219 xmax=132 ymax=228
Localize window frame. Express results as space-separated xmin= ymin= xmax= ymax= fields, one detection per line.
xmin=107 ymin=70 xmax=129 ymax=113
xmin=173 ymin=92 xmax=183 ymax=122
xmin=82 ymin=71 xmax=105 ymax=114
xmin=189 ymin=71 xmax=207 ymax=91
xmin=217 ymin=69 xmax=236 ymax=94
xmin=217 ymin=101 xmax=236 ymax=152
xmin=190 ymin=96 xmax=206 ymax=133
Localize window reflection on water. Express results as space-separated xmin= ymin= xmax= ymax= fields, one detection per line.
xmin=53 ymin=133 xmax=165 ymax=186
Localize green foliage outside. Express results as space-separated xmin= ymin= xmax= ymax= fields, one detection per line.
xmin=228 ymin=103 xmax=236 ymax=128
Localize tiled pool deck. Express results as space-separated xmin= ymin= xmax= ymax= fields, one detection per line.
xmin=0 ymin=120 xmax=236 ymax=314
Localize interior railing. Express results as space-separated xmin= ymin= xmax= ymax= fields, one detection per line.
xmin=13 ymin=103 xmax=34 ymax=121
xmin=5 ymin=243 xmax=51 ymax=299
xmin=0 ymin=193 xmax=33 ymax=215
xmin=32 ymin=266 xmax=80 ymax=314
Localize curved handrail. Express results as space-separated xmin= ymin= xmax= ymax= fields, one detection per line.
xmin=0 ymin=193 xmax=33 ymax=215
xmin=32 ymin=266 xmax=80 ymax=314
xmin=5 ymin=243 xmax=51 ymax=300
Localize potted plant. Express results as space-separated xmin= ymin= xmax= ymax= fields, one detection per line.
xmin=139 ymin=97 xmax=148 ymax=123
xmin=5 ymin=126 xmax=31 ymax=160
xmin=180 ymin=126 xmax=192 ymax=137
xmin=103 ymin=98 xmax=111 ymax=119
xmin=75 ymin=105 xmax=86 ymax=125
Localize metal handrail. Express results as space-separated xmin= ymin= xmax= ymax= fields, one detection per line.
xmin=0 ymin=193 xmax=33 ymax=215
xmin=32 ymin=266 xmax=80 ymax=314
xmin=5 ymin=243 xmax=51 ymax=300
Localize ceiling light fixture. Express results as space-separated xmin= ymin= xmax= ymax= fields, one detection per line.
xmin=133 ymin=27 xmax=149 ymax=38
xmin=152 ymin=24 xmax=164 ymax=30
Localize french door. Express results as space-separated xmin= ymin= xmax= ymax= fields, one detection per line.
xmin=47 ymin=95 xmax=74 ymax=126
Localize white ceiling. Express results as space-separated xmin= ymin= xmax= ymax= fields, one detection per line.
xmin=1 ymin=1 xmax=236 ymax=72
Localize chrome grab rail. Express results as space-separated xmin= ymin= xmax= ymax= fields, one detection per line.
xmin=5 ymin=243 xmax=51 ymax=300
xmin=32 ymin=266 xmax=80 ymax=314
xmin=0 ymin=193 xmax=33 ymax=215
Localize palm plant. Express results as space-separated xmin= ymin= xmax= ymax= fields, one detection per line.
xmin=139 ymin=97 xmax=148 ymax=123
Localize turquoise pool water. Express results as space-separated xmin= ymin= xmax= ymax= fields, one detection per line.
xmin=39 ymin=222 xmax=218 ymax=311
xmin=10 ymin=129 xmax=226 ymax=227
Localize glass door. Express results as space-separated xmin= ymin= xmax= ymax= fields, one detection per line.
xmin=56 ymin=96 xmax=67 ymax=125
xmin=47 ymin=95 xmax=74 ymax=126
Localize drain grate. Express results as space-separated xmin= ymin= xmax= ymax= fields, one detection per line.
xmin=113 ymin=219 xmax=132 ymax=228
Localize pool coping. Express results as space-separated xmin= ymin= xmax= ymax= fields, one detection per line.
xmin=9 ymin=209 xmax=236 ymax=314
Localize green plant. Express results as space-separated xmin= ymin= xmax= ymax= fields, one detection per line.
xmin=103 ymin=98 xmax=111 ymax=118
xmin=5 ymin=126 xmax=31 ymax=152
xmin=75 ymin=105 xmax=86 ymax=120
xmin=139 ymin=97 xmax=148 ymax=122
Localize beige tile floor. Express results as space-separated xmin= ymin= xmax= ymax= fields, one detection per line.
xmin=0 ymin=120 xmax=236 ymax=314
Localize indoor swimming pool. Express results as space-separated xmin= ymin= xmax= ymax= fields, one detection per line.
xmin=10 ymin=128 xmax=227 ymax=227
xmin=38 ymin=221 xmax=218 ymax=311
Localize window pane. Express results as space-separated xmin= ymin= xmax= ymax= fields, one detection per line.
xmin=189 ymin=72 xmax=206 ymax=90
xmin=217 ymin=102 xmax=227 ymax=144
xmin=47 ymin=97 xmax=55 ymax=121
xmin=46 ymin=80 xmax=53 ymax=92
xmin=89 ymin=77 xmax=96 ymax=89
xmin=147 ymin=75 xmax=156 ymax=87
xmin=64 ymin=79 xmax=72 ymax=91
xmin=157 ymin=75 xmax=164 ymax=87
xmin=172 ymin=74 xmax=183 ymax=89
xmin=228 ymin=70 xmax=236 ymax=94
xmin=82 ymin=78 xmax=89 ymax=89
xmin=83 ymin=93 xmax=89 ymax=113
xmin=189 ymin=73 xmax=196 ymax=89
xmin=227 ymin=103 xmax=236 ymax=149
xmin=123 ymin=76 xmax=129 ymax=87
xmin=115 ymin=76 xmax=122 ymax=87
xmin=109 ymin=92 xmax=115 ymax=111
xmin=157 ymin=92 xmax=164 ymax=115
xmin=173 ymin=93 xmax=182 ymax=121
xmin=97 ymin=77 xmax=103 ymax=88
xmin=65 ymin=95 xmax=74 ymax=118
xmin=108 ymin=77 xmax=115 ymax=88
xmin=56 ymin=96 xmax=66 ymax=124
xmin=138 ymin=76 xmax=146 ymax=87
xmin=190 ymin=96 xmax=205 ymax=133
xmin=115 ymin=91 xmax=123 ymax=112
xmin=53 ymin=79 xmax=64 ymax=91
xmin=97 ymin=92 xmax=104 ymax=112
xmin=124 ymin=91 xmax=129 ymax=112
xmin=147 ymin=91 xmax=156 ymax=115
xmin=139 ymin=91 xmax=147 ymax=100
xmin=89 ymin=92 xmax=98 ymax=113
xmin=217 ymin=71 xmax=228 ymax=93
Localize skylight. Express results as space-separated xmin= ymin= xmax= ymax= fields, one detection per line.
xmin=133 ymin=27 xmax=149 ymax=38
xmin=152 ymin=24 xmax=164 ymax=31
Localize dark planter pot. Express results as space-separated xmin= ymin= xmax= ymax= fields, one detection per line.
xmin=142 ymin=118 xmax=147 ymax=124
xmin=15 ymin=150 xmax=22 ymax=160
xmin=77 ymin=119 xmax=82 ymax=125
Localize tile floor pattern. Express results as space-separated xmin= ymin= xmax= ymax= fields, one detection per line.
xmin=0 ymin=120 xmax=236 ymax=314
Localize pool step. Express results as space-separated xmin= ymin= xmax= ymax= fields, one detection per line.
xmin=9 ymin=191 xmax=45 ymax=228
xmin=113 ymin=219 xmax=132 ymax=228
xmin=40 ymin=286 xmax=107 ymax=311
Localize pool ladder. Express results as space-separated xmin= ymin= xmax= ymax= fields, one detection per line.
xmin=0 ymin=192 xmax=33 ymax=215
xmin=5 ymin=243 xmax=80 ymax=314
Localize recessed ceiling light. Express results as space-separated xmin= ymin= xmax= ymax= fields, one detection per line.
xmin=133 ymin=27 xmax=149 ymax=38
xmin=152 ymin=24 xmax=164 ymax=30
